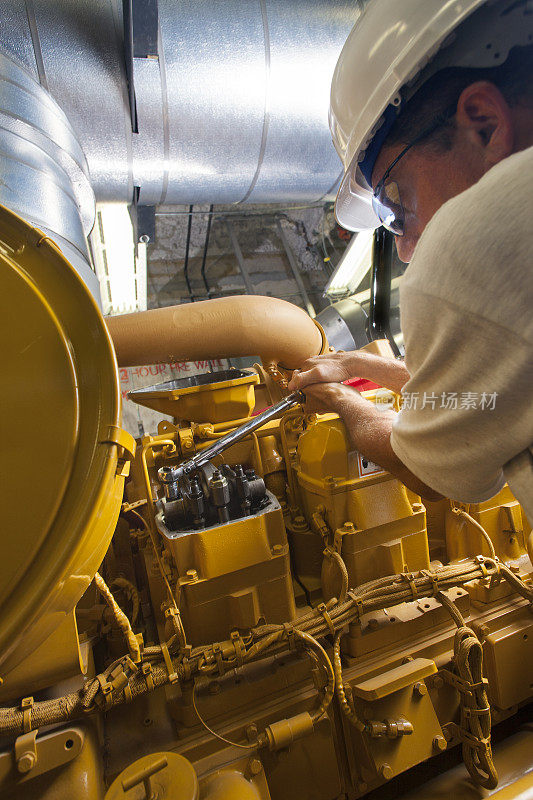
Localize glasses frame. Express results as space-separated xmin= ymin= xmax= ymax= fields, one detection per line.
xmin=372 ymin=105 xmax=457 ymax=235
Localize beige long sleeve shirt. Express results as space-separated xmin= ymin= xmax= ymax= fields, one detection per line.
xmin=390 ymin=146 xmax=533 ymax=523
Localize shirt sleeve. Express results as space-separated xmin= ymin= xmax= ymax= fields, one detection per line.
xmin=390 ymin=288 xmax=533 ymax=503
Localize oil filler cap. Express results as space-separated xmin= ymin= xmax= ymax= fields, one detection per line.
xmin=105 ymin=752 xmax=199 ymax=800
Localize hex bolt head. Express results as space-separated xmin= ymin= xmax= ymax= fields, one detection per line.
xmin=432 ymin=675 xmax=444 ymax=689
xmin=379 ymin=764 xmax=393 ymax=781
xmin=292 ymin=516 xmax=308 ymax=532
xmin=443 ymin=726 xmax=453 ymax=742
xmin=17 ymin=752 xmax=36 ymax=774
xmin=433 ymin=735 xmax=447 ymax=752
xmin=475 ymin=624 xmax=489 ymax=639
xmin=413 ymin=681 xmax=428 ymax=697
xmin=248 ymin=758 xmax=262 ymax=777
xmin=186 ymin=569 xmax=198 ymax=582
xmin=246 ymin=724 xmax=258 ymax=742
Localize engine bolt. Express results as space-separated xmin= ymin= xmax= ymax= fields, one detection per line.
xmin=343 ymin=522 xmax=355 ymax=532
xmin=292 ymin=516 xmax=308 ymax=532
xmin=185 ymin=569 xmax=198 ymax=582
xmin=246 ymin=724 xmax=258 ymax=741
xmin=413 ymin=681 xmax=427 ymax=697
xmin=16 ymin=752 xmax=36 ymax=774
xmin=247 ymin=758 xmax=263 ymax=777
xmin=379 ymin=764 xmax=393 ymax=781
xmin=474 ymin=624 xmax=489 ymax=639
xmin=271 ymin=544 xmax=283 ymax=555
xmin=432 ymin=675 xmax=444 ymax=689
xmin=433 ymin=735 xmax=447 ymax=752
xmin=443 ymin=726 xmax=453 ymax=742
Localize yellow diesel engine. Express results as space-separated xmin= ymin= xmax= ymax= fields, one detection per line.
xmin=1 ymin=205 xmax=533 ymax=800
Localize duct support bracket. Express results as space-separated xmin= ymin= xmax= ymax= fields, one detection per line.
xmin=123 ymin=0 xmax=160 ymax=133
xmin=129 ymin=186 xmax=156 ymax=249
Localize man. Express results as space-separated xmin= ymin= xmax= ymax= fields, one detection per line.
xmin=289 ymin=0 xmax=533 ymax=521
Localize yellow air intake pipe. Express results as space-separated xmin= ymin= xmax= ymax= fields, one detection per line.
xmin=105 ymin=295 xmax=327 ymax=370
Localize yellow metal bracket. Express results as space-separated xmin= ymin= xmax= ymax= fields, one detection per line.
xmin=230 ymin=630 xmax=246 ymax=667
xmin=100 ymin=425 xmax=136 ymax=477
xmin=351 ymin=658 xmax=437 ymax=701
xmin=20 ymin=697 xmax=33 ymax=734
xmin=14 ymin=730 xmax=37 ymax=774
xmin=122 ymin=499 xmax=147 ymax=513
xmin=445 ymin=721 xmax=491 ymax=751
xmin=0 ymin=727 xmax=84 ymax=788
xmin=160 ymin=642 xmax=181 ymax=688
xmin=440 ymin=668 xmax=489 ymax=698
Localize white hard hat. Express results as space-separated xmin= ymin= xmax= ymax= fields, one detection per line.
xmin=330 ymin=0 xmax=533 ymax=231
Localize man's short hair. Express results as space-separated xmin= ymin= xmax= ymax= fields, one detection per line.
xmin=386 ymin=44 xmax=533 ymax=150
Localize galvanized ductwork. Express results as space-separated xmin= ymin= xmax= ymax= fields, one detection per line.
xmin=0 ymin=0 xmax=359 ymax=207
xmin=0 ymin=48 xmax=98 ymax=297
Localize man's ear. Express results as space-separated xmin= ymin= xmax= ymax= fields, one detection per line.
xmin=455 ymin=81 xmax=514 ymax=166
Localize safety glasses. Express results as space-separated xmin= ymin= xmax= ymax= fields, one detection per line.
xmin=371 ymin=107 xmax=456 ymax=236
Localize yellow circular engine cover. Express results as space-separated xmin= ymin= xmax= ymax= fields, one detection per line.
xmin=105 ymin=752 xmax=198 ymax=800
xmin=0 ymin=205 xmax=134 ymax=679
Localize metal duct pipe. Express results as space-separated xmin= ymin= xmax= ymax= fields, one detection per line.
xmin=316 ymin=282 xmax=404 ymax=353
xmin=0 ymin=48 xmax=98 ymax=298
xmin=0 ymin=1 xmax=359 ymax=205
xmin=106 ymin=295 xmax=326 ymax=369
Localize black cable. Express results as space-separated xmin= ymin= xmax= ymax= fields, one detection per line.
xmin=367 ymin=227 xmax=401 ymax=356
xmin=200 ymin=204 xmax=214 ymax=297
xmin=183 ymin=203 xmax=194 ymax=301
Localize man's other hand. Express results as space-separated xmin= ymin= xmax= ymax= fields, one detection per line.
xmin=301 ymin=382 xmax=355 ymax=415
xmin=289 ymin=353 xmax=354 ymax=391
xmin=289 ymin=350 xmax=410 ymax=395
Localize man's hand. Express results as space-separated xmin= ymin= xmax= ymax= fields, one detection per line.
xmin=289 ymin=350 xmax=410 ymax=395
xmin=300 ymin=381 xmax=355 ymax=415
xmin=289 ymin=353 xmax=354 ymax=391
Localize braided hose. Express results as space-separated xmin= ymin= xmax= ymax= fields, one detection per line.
xmin=0 ymin=662 xmax=175 ymax=736
xmin=326 ymin=549 xmax=349 ymax=603
xmin=451 ymin=507 xmax=497 ymax=559
xmin=454 ymin=627 xmax=498 ymax=789
xmin=333 ymin=632 xmax=365 ymax=731
xmin=293 ymin=628 xmax=335 ymax=722
xmin=1 ymin=556 xmax=531 ymax=742
xmin=94 ymin=573 xmax=141 ymax=663
xmin=110 ymin=578 xmax=141 ymax=625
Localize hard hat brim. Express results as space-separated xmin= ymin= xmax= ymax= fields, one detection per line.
xmin=334 ymin=156 xmax=380 ymax=233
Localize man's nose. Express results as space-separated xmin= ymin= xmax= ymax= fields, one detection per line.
xmin=395 ymin=234 xmax=417 ymax=263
